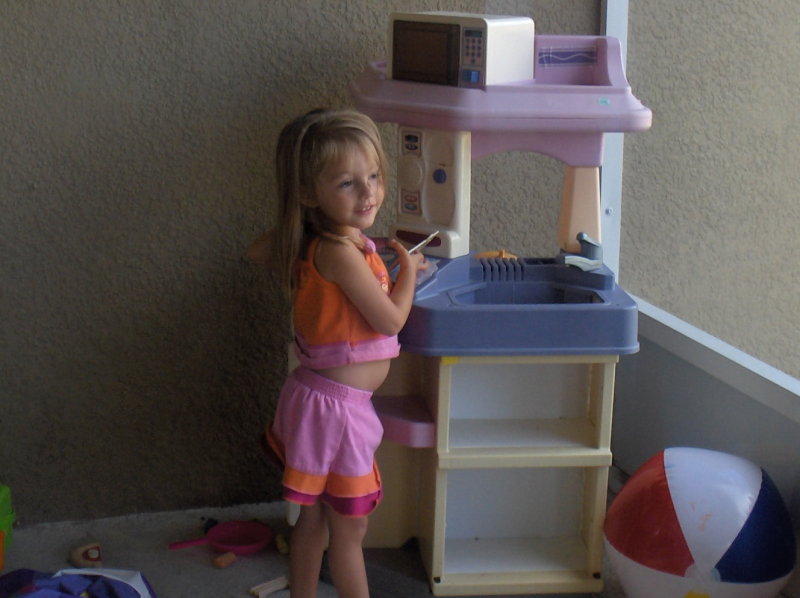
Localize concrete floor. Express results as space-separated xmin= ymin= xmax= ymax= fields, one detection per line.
xmin=2 ymin=502 xmax=307 ymax=598
xmin=2 ymin=501 xmax=631 ymax=598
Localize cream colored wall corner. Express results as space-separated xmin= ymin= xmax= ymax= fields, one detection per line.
xmin=0 ymin=0 xmax=598 ymax=524
xmin=621 ymin=0 xmax=800 ymax=380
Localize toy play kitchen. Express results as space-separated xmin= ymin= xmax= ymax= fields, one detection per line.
xmin=350 ymin=11 xmax=652 ymax=596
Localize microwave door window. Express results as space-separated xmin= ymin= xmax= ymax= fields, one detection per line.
xmin=393 ymin=21 xmax=460 ymax=86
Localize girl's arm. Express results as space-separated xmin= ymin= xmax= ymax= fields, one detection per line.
xmin=315 ymin=238 xmax=427 ymax=336
xmin=246 ymin=230 xmax=277 ymax=268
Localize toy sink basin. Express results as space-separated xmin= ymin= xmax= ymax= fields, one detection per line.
xmin=399 ymin=256 xmax=638 ymax=356
xmin=451 ymin=280 xmax=601 ymax=305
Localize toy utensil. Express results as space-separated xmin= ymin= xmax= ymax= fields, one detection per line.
xmin=408 ymin=230 xmax=439 ymax=254
xmin=250 ymin=575 xmax=289 ymax=598
xmin=387 ymin=230 xmax=439 ymax=281
xmin=168 ymin=520 xmax=273 ymax=556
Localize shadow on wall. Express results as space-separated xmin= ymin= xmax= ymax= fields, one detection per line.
xmin=1 ymin=0 xmax=390 ymax=523
xmin=2 ymin=0 xmax=605 ymax=524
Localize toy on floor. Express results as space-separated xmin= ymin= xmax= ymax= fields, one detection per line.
xmin=274 ymin=533 xmax=289 ymax=555
xmin=0 ymin=484 xmax=14 ymax=572
xmin=604 ymin=447 xmax=796 ymax=598
xmin=0 ymin=568 xmax=157 ymax=598
xmin=69 ymin=542 xmax=102 ymax=568
xmin=168 ymin=520 xmax=274 ymax=564
xmin=249 ymin=575 xmax=289 ymax=598
xmin=212 ymin=551 xmax=237 ymax=569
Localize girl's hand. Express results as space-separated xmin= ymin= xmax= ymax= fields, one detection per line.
xmin=246 ymin=230 xmax=277 ymax=268
xmin=389 ymin=238 xmax=429 ymax=275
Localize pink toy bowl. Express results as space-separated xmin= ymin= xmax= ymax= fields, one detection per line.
xmin=168 ymin=520 xmax=273 ymax=556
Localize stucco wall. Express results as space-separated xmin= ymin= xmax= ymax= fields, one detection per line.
xmin=2 ymin=0 xmax=797 ymax=524
xmin=1 ymin=0 xmax=596 ymax=524
xmin=621 ymin=1 xmax=800 ymax=379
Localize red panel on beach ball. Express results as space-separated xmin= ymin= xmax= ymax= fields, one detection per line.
xmin=604 ymin=451 xmax=694 ymax=576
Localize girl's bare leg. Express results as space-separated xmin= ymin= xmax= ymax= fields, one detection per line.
xmin=324 ymin=505 xmax=370 ymax=598
xmin=290 ymin=504 xmax=328 ymax=598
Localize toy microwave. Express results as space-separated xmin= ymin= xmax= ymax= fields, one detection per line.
xmin=388 ymin=12 xmax=534 ymax=89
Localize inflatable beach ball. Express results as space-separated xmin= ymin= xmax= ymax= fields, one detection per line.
xmin=604 ymin=447 xmax=796 ymax=598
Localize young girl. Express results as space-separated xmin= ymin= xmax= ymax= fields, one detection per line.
xmin=248 ymin=109 xmax=427 ymax=598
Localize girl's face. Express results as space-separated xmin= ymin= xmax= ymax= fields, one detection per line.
xmin=311 ymin=145 xmax=385 ymax=237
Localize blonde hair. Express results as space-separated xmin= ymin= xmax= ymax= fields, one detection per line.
xmin=273 ymin=109 xmax=388 ymax=293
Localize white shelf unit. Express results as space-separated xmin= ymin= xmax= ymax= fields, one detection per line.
xmin=417 ymin=354 xmax=618 ymax=596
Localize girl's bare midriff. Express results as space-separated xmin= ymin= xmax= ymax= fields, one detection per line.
xmin=316 ymin=358 xmax=391 ymax=392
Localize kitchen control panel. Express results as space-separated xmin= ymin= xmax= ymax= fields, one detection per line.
xmin=393 ymin=127 xmax=471 ymax=258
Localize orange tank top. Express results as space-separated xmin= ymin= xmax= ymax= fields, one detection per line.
xmin=293 ymin=235 xmax=400 ymax=369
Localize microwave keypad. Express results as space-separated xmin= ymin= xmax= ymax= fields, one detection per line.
xmin=462 ymin=29 xmax=485 ymax=66
xmin=461 ymin=28 xmax=484 ymax=87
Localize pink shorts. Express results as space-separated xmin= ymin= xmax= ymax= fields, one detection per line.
xmin=267 ymin=367 xmax=383 ymax=517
